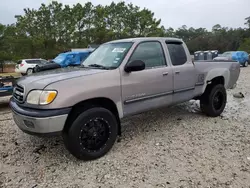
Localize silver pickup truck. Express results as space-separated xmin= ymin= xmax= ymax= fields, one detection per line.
xmin=10 ymin=37 xmax=240 ymax=160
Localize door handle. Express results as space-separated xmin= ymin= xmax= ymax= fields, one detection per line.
xmin=162 ymin=72 xmax=168 ymax=76
xmin=175 ymin=71 xmax=180 ymax=74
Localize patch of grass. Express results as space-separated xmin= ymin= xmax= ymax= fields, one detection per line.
xmin=0 ymin=72 xmax=21 ymax=78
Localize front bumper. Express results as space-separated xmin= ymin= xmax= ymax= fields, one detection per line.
xmin=10 ymin=98 xmax=71 ymax=136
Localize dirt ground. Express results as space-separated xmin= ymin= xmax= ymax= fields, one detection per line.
xmin=0 ymin=68 xmax=250 ymax=188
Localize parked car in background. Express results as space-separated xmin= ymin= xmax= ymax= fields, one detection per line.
xmin=213 ymin=51 xmax=234 ymax=61
xmin=33 ymin=50 xmax=93 ymax=73
xmin=52 ymin=50 xmax=93 ymax=67
xmin=214 ymin=51 xmax=249 ymax=67
xmin=15 ymin=59 xmax=50 ymax=75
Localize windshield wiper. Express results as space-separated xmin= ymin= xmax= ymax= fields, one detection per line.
xmin=87 ymin=64 xmax=110 ymax=70
xmin=79 ymin=64 xmax=88 ymax=68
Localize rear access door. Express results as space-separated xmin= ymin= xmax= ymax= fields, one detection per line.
xmin=165 ymin=41 xmax=196 ymax=103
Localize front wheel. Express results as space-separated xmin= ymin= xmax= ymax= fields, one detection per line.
xmin=243 ymin=61 xmax=248 ymax=67
xmin=200 ymin=84 xmax=227 ymax=117
xmin=63 ymin=107 xmax=118 ymax=160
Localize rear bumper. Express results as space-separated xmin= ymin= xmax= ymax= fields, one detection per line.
xmin=10 ymin=98 xmax=71 ymax=136
xmin=15 ymin=68 xmax=24 ymax=73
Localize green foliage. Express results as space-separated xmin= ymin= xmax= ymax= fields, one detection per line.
xmin=0 ymin=1 xmax=163 ymax=60
xmin=165 ymin=23 xmax=250 ymax=54
xmin=0 ymin=2 xmax=249 ymax=61
xmin=238 ymin=38 xmax=250 ymax=53
xmin=245 ymin=17 xmax=250 ymax=28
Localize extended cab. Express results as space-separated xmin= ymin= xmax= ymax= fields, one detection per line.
xmin=10 ymin=37 xmax=240 ymax=160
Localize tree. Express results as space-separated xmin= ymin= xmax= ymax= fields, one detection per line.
xmin=2 ymin=1 xmax=165 ymax=60
xmin=245 ymin=16 xmax=250 ymax=28
xmin=0 ymin=1 xmax=249 ymax=61
xmin=239 ymin=38 xmax=250 ymax=53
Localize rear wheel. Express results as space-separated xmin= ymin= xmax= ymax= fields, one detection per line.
xmin=243 ymin=61 xmax=248 ymax=67
xmin=200 ymin=84 xmax=227 ymax=117
xmin=63 ymin=107 xmax=118 ymax=160
xmin=26 ymin=68 xmax=33 ymax=75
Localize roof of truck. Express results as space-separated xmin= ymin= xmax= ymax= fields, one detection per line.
xmin=105 ymin=37 xmax=183 ymax=44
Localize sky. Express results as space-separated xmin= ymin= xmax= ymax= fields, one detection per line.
xmin=0 ymin=0 xmax=249 ymax=29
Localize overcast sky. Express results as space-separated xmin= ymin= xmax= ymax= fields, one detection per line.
xmin=0 ymin=0 xmax=249 ymax=29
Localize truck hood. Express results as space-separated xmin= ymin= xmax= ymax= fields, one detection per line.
xmin=17 ymin=67 xmax=107 ymax=90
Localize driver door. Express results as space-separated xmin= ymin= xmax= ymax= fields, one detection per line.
xmin=121 ymin=41 xmax=173 ymax=117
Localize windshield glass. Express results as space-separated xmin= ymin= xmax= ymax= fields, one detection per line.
xmin=82 ymin=42 xmax=133 ymax=69
xmin=222 ymin=52 xmax=233 ymax=57
xmin=53 ymin=53 xmax=66 ymax=63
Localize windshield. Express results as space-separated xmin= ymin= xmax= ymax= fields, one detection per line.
xmin=82 ymin=42 xmax=133 ymax=69
xmin=53 ymin=54 xmax=66 ymax=63
xmin=221 ymin=51 xmax=234 ymax=57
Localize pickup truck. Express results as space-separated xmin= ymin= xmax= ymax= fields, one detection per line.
xmin=10 ymin=37 xmax=240 ymax=160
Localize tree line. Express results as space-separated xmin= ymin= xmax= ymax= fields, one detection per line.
xmin=0 ymin=1 xmax=249 ymax=61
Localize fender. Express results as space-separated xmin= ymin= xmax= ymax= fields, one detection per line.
xmin=201 ymin=68 xmax=230 ymax=93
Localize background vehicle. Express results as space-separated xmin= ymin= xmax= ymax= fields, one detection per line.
xmin=0 ymin=76 xmax=17 ymax=97
xmin=15 ymin=59 xmax=50 ymax=75
xmin=33 ymin=50 xmax=93 ymax=73
xmin=214 ymin=51 xmax=249 ymax=67
xmin=10 ymin=37 xmax=240 ymax=161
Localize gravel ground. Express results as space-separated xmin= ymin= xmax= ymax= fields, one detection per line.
xmin=1 ymin=68 xmax=250 ymax=188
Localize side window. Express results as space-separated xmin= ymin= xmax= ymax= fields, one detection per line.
xmin=129 ymin=41 xmax=166 ymax=68
xmin=34 ymin=60 xmax=42 ymax=64
xmin=166 ymin=42 xmax=187 ymax=66
xmin=26 ymin=60 xmax=35 ymax=64
xmin=26 ymin=60 xmax=39 ymax=64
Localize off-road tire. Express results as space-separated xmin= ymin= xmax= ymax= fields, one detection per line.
xmin=63 ymin=107 xmax=118 ymax=160
xmin=200 ymin=84 xmax=227 ymax=117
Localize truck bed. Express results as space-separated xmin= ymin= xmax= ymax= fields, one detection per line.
xmin=194 ymin=60 xmax=240 ymax=89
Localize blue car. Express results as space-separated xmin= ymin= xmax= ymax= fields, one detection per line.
xmin=232 ymin=51 xmax=249 ymax=67
xmin=214 ymin=51 xmax=249 ymax=67
xmin=53 ymin=50 xmax=93 ymax=67
xmin=34 ymin=50 xmax=93 ymax=73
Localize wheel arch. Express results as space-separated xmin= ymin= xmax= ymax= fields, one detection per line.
xmin=64 ymin=97 xmax=121 ymax=135
xmin=202 ymin=68 xmax=229 ymax=93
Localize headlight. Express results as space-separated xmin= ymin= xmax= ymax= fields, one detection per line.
xmin=26 ymin=90 xmax=57 ymax=105
xmin=26 ymin=90 xmax=42 ymax=105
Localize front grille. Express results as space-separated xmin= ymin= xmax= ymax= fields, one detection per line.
xmin=13 ymin=84 xmax=24 ymax=103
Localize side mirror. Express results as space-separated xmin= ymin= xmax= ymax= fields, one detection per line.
xmin=124 ymin=60 xmax=145 ymax=73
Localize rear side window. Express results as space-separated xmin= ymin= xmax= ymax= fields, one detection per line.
xmin=26 ymin=60 xmax=35 ymax=64
xmin=26 ymin=60 xmax=41 ymax=64
xmin=166 ymin=42 xmax=187 ymax=66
